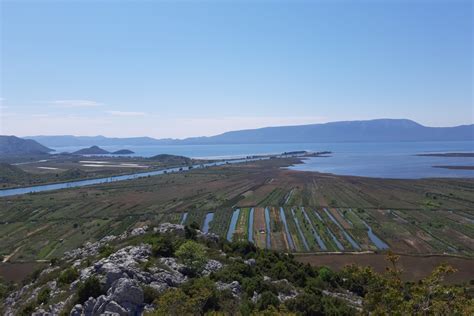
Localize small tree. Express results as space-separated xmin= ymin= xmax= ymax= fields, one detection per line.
xmin=176 ymin=240 xmax=207 ymax=275
xmin=151 ymin=235 xmax=175 ymax=257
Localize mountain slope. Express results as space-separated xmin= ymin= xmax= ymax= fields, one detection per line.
xmin=25 ymin=119 xmax=474 ymax=147
xmin=0 ymin=135 xmax=53 ymax=155
xmin=180 ymin=119 xmax=474 ymax=144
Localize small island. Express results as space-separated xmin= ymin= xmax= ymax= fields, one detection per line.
xmin=72 ymin=145 xmax=110 ymax=155
xmin=71 ymin=146 xmax=135 ymax=155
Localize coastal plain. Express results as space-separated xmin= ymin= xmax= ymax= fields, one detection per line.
xmin=1 ymin=157 xmax=473 ymax=281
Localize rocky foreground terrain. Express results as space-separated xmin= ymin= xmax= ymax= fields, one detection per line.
xmin=1 ymin=223 xmax=361 ymax=315
xmin=1 ymin=223 xmax=471 ymax=315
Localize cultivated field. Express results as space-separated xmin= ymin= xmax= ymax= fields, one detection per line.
xmin=1 ymin=157 xmax=473 ymax=280
xmin=0 ymin=154 xmax=201 ymax=188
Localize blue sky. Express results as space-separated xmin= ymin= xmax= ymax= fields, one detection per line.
xmin=0 ymin=0 xmax=472 ymax=138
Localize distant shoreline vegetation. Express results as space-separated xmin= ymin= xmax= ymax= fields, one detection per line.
xmin=416 ymin=152 xmax=474 ymax=158
xmin=433 ymin=165 xmax=474 ymax=170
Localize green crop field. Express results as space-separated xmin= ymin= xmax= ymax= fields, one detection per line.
xmin=1 ymin=158 xmax=473 ymax=263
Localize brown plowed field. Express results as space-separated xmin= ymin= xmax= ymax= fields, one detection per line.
xmin=296 ymin=253 xmax=474 ymax=283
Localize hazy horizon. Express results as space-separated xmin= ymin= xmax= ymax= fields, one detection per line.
xmin=8 ymin=118 xmax=473 ymax=140
xmin=1 ymin=1 xmax=472 ymax=138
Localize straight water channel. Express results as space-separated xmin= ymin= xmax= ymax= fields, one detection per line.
xmin=291 ymin=208 xmax=310 ymax=251
xmin=301 ymin=207 xmax=327 ymax=250
xmin=180 ymin=212 xmax=188 ymax=225
xmin=202 ymin=212 xmax=214 ymax=233
xmin=264 ymin=207 xmax=271 ymax=249
xmin=315 ymin=209 xmax=344 ymax=250
xmin=348 ymin=209 xmax=389 ymax=250
xmin=323 ymin=208 xmax=361 ymax=250
xmin=280 ymin=207 xmax=295 ymax=251
xmin=227 ymin=209 xmax=240 ymax=242
xmin=248 ymin=208 xmax=254 ymax=243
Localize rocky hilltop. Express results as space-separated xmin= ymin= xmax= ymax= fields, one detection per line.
xmin=1 ymin=223 xmax=471 ymax=315
xmin=1 ymin=223 xmax=359 ymax=315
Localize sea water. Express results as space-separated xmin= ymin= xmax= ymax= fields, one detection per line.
xmin=52 ymin=141 xmax=474 ymax=179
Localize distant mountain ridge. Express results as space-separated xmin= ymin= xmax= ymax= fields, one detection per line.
xmin=26 ymin=135 xmax=169 ymax=147
xmin=0 ymin=135 xmax=54 ymax=155
xmin=25 ymin=119 xmax=474 ymax=147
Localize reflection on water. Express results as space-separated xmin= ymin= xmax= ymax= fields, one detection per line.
xmin=264 ymin=207 xmax=271 ymax=249
xmin=0 ymin=158 xmax=267 ymax=198
xmin=280 ymin=207 xmax=295 ymax=251
xmin=301 ymin=207 xmax=327 ymax=251
xmin=323 ymin=208 xmax=361 ymax=250
xmin=202 ymin=212 xmax=214 ymax=233
xmin=291 ymin=208 xmax=310 ymax=251
xmin=53 ymin=141 xmax=474 ymax=179
xmin=180 ymin=212 xmax=188 ymax=225
xmin=326 ymin=227 xmax=344 ymax=251
xmin=248 ymin=208 xmax=254 ymax=243
xmin=350 ymin=210 xmax=389 ymax=250
xmin=227 ymin=209 xmax=240 ymax=242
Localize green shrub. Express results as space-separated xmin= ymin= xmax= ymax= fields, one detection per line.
xmin=76 ymin=276 xmax=103 ymax=304
xmin=212 ymin=261 xmax=254 ymax=283
xmin=19 ymin=303 xmax=35 ymax=316
xmin=151 ymin=236 xmax=175 ymax=257
xmin=285 ymin=292 xmax=323 ymax=315
xmin=58 ymin=267 xmax=79 ymax=285
xmin=0 ymin=277 xmax=11 ymax=299
xmin=36 ymin=287 xmax=51 ymax=305
xmin=176 ymin=240 xmax=207 ymax=275
xmin=227 ymin=241 xmax=257 ymax=257
xmin=98 ymin=245 xmax=114 ymax=258
xmin=183 ymin=277 xmax=219 ymax=312
xmin=153 ymin=288 xmax=192 ymax=315
xmin=143 ymin=285 xmax=160 ymax=304
xmin=318 ymin=267 xmax=336 ymax=283
xmin=184 ymin=225 xmax=197 ymax=240
xmin=257 ymin=291 xmax=280 ymax=311
xmin=189 ymin=221 xmax=200 ymax=230
xmin=241 ymin=276 xmax=266 ymax=297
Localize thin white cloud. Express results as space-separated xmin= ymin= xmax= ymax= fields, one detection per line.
xmin=32 ymin=114 xmax=51 ymax=118
xmin=106 ymin=110 xmax=146 ymax=117
xmin=51 ymin=99 xmax=103 ymax=108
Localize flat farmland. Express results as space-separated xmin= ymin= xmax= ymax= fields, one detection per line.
xmin=252 ymin=207 xmax=266 ymax=248
xmin=295 ymin=253 xmax=474 ymax=283
xmin=1 ymin=157 xmax=473 ymax=267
